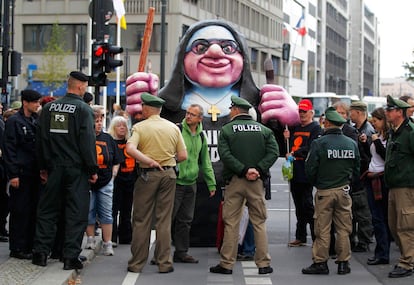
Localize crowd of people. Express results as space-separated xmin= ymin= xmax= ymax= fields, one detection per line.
xmin=290 ymin=96 xmax=414 ymax=278
xmin=0 ymin=17 xmax=413 ymax=281
xmin=0 ymin=73 xmax=413 ymax=279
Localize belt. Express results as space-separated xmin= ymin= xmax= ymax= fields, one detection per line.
xmin=140 ymin=166 xmax=173 ymax=172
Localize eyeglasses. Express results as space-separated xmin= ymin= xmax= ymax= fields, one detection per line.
xmin=186 ymin=111 xmax=200 ymax=118
xmin=299 ymin=110 xmax=309 ymax=114
xmin=187 ymin=39 xmax=240 ymax=55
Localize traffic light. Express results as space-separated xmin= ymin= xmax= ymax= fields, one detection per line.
xmin=282 ymin=43 xmax=290 ymax=61
xmin=10 ymin=51 xmax=22 ymax=76
xmin=89 ymin=41 xmax=107 ymax=86
xmin=104 ymin=44 xmax=123 ymax=73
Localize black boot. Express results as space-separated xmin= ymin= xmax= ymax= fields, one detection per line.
xmin=302 ymin=262 xmax=329 ymax=274
xmin=32 ymin=252 xmax=48 ymax=267
xmin=337 ymin=261 xmax=351 ymax=274
xmin=63 ymin=258 xmax=83 ymax=270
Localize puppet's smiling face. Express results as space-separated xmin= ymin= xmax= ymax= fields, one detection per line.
xmin=184 ymin=26 xmax=244 ymax=88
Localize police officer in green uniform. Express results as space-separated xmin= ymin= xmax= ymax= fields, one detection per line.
xmin=32 ymin=71 xmax=98 ymax=270
xmin=126 ymin=93 xmax=187 ymax=274
xmin=302 ymin=107 xmax=360 ymax=275
xmin=210 ymin=96 xmax=278 ymax=275
xmin=384 ymin=95 xmax=414 ymax=278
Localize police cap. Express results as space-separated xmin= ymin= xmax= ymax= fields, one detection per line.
xmin=349 ymin=101 xmax=367 ymax=112
xmin=385 ymin=95 xmax=411 ymax=110
xmin=141 ymin=92 xmax=165 ymax=108
xmin=10 ymin=101 xmax=22 ymax=110
xmin=21 ymin=90 xmax=42 ymax=102
xmin=325 ymin=106 xmax=346 ymax=126
xmin=70 ymin=71 xmax=89 ymax=82
xmin=230 ymin=95 xmax=252 ymax=110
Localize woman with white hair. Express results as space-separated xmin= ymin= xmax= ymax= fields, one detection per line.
xmin=108 ymin=115 xmax=137 ymax=246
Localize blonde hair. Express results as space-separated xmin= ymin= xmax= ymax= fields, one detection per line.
xmin=108 ymin=115 xmax=130 ymax=140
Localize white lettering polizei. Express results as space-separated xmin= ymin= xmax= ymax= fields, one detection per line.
xmin=232 ymin=124 xmax=261 ymax=132
xmin=49 ymin=103 xmax=77 ymax=113
xmin=327 ymin=149 xmax=355 ymax=159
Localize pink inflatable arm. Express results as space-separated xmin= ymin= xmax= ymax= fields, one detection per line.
xmin=125 ymin=72 xmax=159 ymax=115
xmin=258 ymin=84 xmax=300 ymax=126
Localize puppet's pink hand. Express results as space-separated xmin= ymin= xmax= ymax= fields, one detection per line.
xmin=258 ymin=84 xmax=299 ymax=126
xmin=125 ymin=72 xmax=159 ymax=115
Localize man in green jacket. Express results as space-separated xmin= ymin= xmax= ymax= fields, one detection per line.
xmin=210 ymin=96 xmax=278 ymax=275
xmin=384 ymin=95 xmax=414 ymax=278
xmin=172 ymin=104 xmax=216 ymax=263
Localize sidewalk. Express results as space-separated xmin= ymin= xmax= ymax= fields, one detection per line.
xmin=0 ymin=235 xmax=102 ymax=285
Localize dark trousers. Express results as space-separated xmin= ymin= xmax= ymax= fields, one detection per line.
xmin=0 ymin=175 xmax=9 ymax=235
xmin=290 ymin=181 xmax=315 ymax=242
xmin=9 ymin=174 xmax=39 ymax=252
xmin=172 ymin=184 xmax=196 ymax=257
xmin=33 ymin=167 xmax=89 ymax=259
xmin=239 ymin=220 xmax=255 ymax=255
xmin=366 ymin=177 xmax=390 ymax=260
xmin=112 ymin=179 xmax=134 ymax=244
xmin=350 ymin=189 xmax=373 ymax=246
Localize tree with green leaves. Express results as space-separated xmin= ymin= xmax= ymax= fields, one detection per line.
xmin=403 ymin=50 xmax=414 ymax=81
xmin=36 ymin=22 xmax=70 ymax=95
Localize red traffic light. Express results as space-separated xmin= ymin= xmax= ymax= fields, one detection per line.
xmin=94 ymin=46 xmax=105 ymax=57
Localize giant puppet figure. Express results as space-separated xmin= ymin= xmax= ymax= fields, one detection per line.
xmin=126 ymin=20 xmax=299 ymax=246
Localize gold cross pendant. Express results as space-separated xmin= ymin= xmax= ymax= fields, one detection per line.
xmin=208 ymin=105 xmax=221 ymax=122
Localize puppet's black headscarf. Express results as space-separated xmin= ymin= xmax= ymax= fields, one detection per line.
xmin=159 ymin=20 xmax=260 ymax=112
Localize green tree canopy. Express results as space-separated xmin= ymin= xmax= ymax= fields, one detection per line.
xmin=37 ymin=22 xmax=70 ymax=94
xmin=403 ymin=50 xmax=414 ymax=81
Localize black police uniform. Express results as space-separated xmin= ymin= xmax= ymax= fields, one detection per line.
xmin=33 ymin=79 xmax=98 ymax=265
xmin=3 ymin=107 xmax=40 ymax=257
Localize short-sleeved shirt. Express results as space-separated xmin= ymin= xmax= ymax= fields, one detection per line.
xmin=128 ymin=115 xmax=186 ymax=167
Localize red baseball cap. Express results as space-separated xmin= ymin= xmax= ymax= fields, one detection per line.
xmin=298 ymin=99 xmax=313 ymax=111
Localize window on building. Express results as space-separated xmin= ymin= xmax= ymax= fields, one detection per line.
xmin=109 ymin=23 xmax=167 ymax=52
xmin=292 ymin=58 xmax=303 ymax=79
xmin=23 ymin=23 xmax=167 ymax=53
xmin=251 ymin=48 xmax=258 ymax=71
xmin=23 ymin=24 xmax=87 ymax=52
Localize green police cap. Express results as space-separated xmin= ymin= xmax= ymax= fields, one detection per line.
xmin=10 ymin=101 xmax=22 ymax=110
xmin=141 ymin=92 xmax=165 ymax=108
xmin=386 ymin=95 xmax=411 ymax=110
xmin=230 ymin=95 xmax=252 ymax=110
xmin=325 ymin=106 xmax=347 ymax=126
xmin=349 ymin=101 xmax=367 ymax=112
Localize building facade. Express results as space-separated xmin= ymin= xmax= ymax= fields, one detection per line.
xmin=2 ymin=0 xmax=380 ymax=102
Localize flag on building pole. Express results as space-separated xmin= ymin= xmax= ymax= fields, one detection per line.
xmin=113 ymin=0 xmax=127 ymax=30
xmin=112 ymin=0 xmax=126 ymax=104
xmin=295 ymin=14 xmax=307 ymax=36
xmin=282 ymin=22 xmax=294 ymax=38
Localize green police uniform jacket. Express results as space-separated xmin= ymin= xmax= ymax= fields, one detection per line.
xmin=305 ymin=128 xmax=360 ymax=190
xmin=385 ymin=118 xmax=414 ymax=188
xmin=218 ymin=114 xmax=279 ymax=182
xmin=37 ymin=93 xmax=98 ymax=175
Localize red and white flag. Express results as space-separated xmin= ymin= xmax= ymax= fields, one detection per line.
xmin=295 ymin=14 xmax=307 ymax=36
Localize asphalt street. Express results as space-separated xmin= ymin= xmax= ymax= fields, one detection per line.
xmin=0 ymin=160 xmax=412 ymax=285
